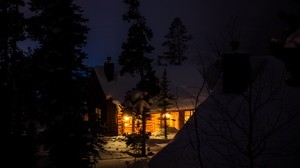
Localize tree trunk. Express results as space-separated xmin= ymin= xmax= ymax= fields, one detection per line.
xmin=132 ymin=116 xmax=135 ymax=133
xmin=164 ymin=116 xmax=167 ymax=139
xmin=141 ymin=109 xmax=146 ymax=156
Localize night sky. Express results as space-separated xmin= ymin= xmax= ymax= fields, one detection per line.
xmin=58 ymin=0 xmax=296 ymax=66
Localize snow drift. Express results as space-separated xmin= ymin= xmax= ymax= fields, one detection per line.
xmin=148 ymin=56 xmax=300 ymax=168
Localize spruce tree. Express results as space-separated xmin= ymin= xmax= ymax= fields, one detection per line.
xmin=119 ymin=0 xmax=154 ymax=83
xmin=0 ymin=1 xmax=38 ymax=167
xmin=161 ymin=17 xmax=193 ymax=65
xmin=28 ymin=0 xmax=100 ymax=167
xmin=119 ymin=0 xmax=159 ymax=156
xmin=120 ymin=0 xmax=160 ymax=101
xmin=157 ymin=68 xmax=175 ymax=139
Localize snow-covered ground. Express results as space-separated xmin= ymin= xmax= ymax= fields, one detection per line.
xmin=96 ymin=132 xmax=177 ymax=168
xmin=148 ymin=56 xmax=300 ymax=168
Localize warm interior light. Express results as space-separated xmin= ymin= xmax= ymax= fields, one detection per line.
xmin=162 ymin=113 xmax=171 ymax=119
xmin=124 ymin=116 xmax=130 ymax=121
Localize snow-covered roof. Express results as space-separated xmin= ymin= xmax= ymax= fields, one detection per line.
xmin=94 ymin=61 xmax=209 ymax=111
xmin=148 ymin=56 xmax=300 ymax=168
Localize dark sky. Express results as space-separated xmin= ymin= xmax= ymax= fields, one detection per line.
xmin=72 ymin=0 xmax=295 ymax=66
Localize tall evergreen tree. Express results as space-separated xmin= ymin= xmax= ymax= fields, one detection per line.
xmin=119 ymin=0 xmax=159 ymax=156
xmin=27 ymin=0 xmax=100 ymax=167
xmin=157 ymin=68 xmax=174 ymax=139
xmin=0 ymin=1 xmax=38 ymax=167
xmin=119 ymin=0 xmax=158 ymax=93
xmin=161 ymin=17 xmax=193 ymax=65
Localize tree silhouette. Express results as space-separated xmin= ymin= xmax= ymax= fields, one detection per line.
xmin=161 ymin=17 xmax=193 ymax=65
xmin=0 ymin=1 xmax=38 ymax=167
xmin=119 ymin=0 xmax=159 ymax=157
xmin=119 ymin=0 xmax=154 ymax=78
xmin=27 ymin=0 xmax=100 ymax=167
xmin=157 ymin=68 xmax=175 ymax=139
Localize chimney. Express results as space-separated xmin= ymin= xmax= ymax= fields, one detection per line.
xmin=222 ymin=42 xmax=250 ymax=94
xmin=104 ymin=57 xmax=114 ymax=82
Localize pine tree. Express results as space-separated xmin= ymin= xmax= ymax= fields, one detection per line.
xmin=119 ymin=0 xmax=154 ymax=83
xmin=0 ymin=1 xmax=38 ymax=167
xmin=119 ymin=0 xmax=159 ymax=156
xmin=157 ymin=68 xmax=175 ymax=139
xmin=27 ymin=0 xmax=101 ymax=167
xmin=120 ymin=0 xmax=160 ymax=97
xmin=0 ymin=0 xmax=26 ymax=123
xmin=161 ymin=17 xmax=193 ymax=65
